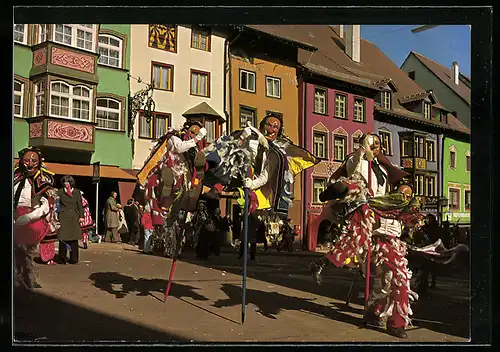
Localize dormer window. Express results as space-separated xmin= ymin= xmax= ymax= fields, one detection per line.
xmin=424 ymin=102 xmax=431 ymax=119
xmin=382 ymin=91 xmax=391 ymax=109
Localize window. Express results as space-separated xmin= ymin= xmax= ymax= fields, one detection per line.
xmin=190 ymin=70 xmax=210 ymax=97
xmin=14 ymin=80 xmax=23 ymax=117
xmin=240 ymin=106 xmax=256 ymax=128
xmin=240 ymin=70 xmax=256 ymax=93
xmin=450 ymin=150 xmax=456 ymax=168
xmin=266 ymin=76 xmax=281 ymax=98
xmin=37 ymin=24 xmax=48 ymax=44
xmin=14 ymin=24 xmax=27 ymax=44
xmin=449 ymin=188 xmax=460 ymax=210
xmin=379 ymin=131 xmax=392 ymax=155
xmin=353 ymin=98 xmax=365 ymax=122
xmin=96 ymin=98 xmax=121 ymax=130
xmin=152 ymin=63 xmax=174 ymax=91
xmin=333 ymin=135 xmax=347 ymax=161
xmin=335 ymin=94 xmax=346 ymax=118
xmin=139 ymin=112 xmax=170 ymax=139
xmin=414 ymin=135 xmax=425 ymax=158
xmin=424 ymin=103 xmax=431 ymax=119
xmin=313 ymin=179 xmax=326 ymax=204
xmin=50 ymin=81 xmax=91 ymax=120
xmin=401 ymin=138 xmax=413 ymax=157
xmin=54 ymin=24 xmax=96 ymax=52
xmin=191 ymin=26 xmax=210 ymax=51
xmin=464 ymin=190 xmax=471 ymax=210
xmin=466 ymin=155 xmax=471 ymax=172
xmin=382 ymin=91 xmax=391 ymax=109
xmin=148 ymin=25 xmax=177 ymax=52
xmin=353 ymin=135 xmax=362 ymax=151
xmin=313 ymin=132 xmax=327 ymax=159
xmin=414 ymin=175 xmax=424 ymax=196
xmin=426 ymin=141 xmax=435 ymax=162
xmin=204 ymin=120 xmax=215 ymax=143
xmin=34 ymin=81 xmax=46 ymax=116
xmin=408 ymin=71 xmax=415 ymax=80
xmin=98 ymin=35 xmax=122 ymax=68
xmin=314 ymin=88 xmax=327 ymax=114
xmin=425 ymin=176 xmax=436 ymax=196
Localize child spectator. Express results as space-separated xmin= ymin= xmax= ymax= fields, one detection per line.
xmin=141 ymin=204 xmax=154 ymax=254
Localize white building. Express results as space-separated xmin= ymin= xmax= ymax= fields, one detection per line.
xmin=129 ymin=24 xmax=226 ymax=170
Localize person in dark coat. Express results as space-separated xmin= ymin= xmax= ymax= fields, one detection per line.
xmin=104 ymin=191 xmax=120 ymax=242
xmin=124 ymin=199 xmax=140 ymax=245
xmin=56 ymin=175 xmax=84 ymax=264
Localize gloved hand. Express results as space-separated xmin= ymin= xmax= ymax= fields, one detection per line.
xmin=241 ymin=127 xmax=253 ymax=139
xmin=362 ymin=134 xmax=373 ymax=151
xmin=195 ymin=127 xmax=207 ymax=141
xmin=152 ymin=210 xmax=159 ymax=216
xmin=243 ymin=178 xmax=253 ymax=189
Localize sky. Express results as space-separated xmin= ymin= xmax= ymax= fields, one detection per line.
xmin=360 ymin=25 xmax=471 ymax=77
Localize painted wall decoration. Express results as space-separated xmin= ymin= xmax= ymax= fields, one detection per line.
xmin=29 ymin=122 xmax=43 ymax=138
xmin=33 ymin=48 xmax=47 ymax=66
xmin=148 ymin=25 xmax=177 ymax=52
xmin=51 ymin=47 xmax=95 ymax=74
xmin=47 ymin=120 xmax=93 ymax=143
xmin=416 ymin=158 xmax=427 ymax=169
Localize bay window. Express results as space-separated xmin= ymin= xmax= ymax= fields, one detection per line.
xmin=14 ymin=80 xmax=23 ymax=117
xmin=53 ymin=24 xmax=96 ymax=52
xmin=34 ymin=81 xmax=46 ymax=117
xmin=14 ymin=24 xmax=27 ymax=44
xmin=50 ymin=81 xmax=92 ymax=121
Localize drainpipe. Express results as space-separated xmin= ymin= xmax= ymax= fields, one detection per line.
xmin=439 ymin=133 xmax=445 ymax=224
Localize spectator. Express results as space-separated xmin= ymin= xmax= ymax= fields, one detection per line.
xmin=211 ymin=208 xmax=223 ymax=256
xmin=56 ymin=175 xmax=84 ymax=265
xmin=117 ymin=205 xmax=128 ymax=241
xmin=141 ymin=204 xmax=153 ymax=254
xmin=124 ymin=199 xmax=140 ymax=245
xmin=104 ymin=191 xmax=120 ymax=243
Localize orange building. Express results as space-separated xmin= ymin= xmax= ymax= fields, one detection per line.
xmin=225 ymin=26 xmax=316 ymax=238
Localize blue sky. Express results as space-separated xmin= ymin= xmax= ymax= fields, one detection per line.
xmin=360 ymin=25 xmax=471 ymax=77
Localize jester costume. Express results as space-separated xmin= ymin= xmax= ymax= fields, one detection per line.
xmin=135 ymin=121 xmax=208 ymax=257
xmin=203 ymin=113 xmax=318 ymax=259
xmin=14 ymin=147 xmax=58 ymax=288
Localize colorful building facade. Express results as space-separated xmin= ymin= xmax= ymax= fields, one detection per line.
xmin=129 ymin=24 xmax=227 ymax=170
xmin=13 ymin=23 xmax=135 ymax=233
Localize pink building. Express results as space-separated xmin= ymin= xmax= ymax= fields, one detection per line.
xmin=298 ymin=75 xmax=377 ymax=247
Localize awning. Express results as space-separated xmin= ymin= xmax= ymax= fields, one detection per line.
xmin=14 ymin=159 xmax=137 ymax=181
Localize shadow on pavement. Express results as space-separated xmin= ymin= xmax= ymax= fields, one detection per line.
xmin=89 ymin=272 xmax=209 ymax=302
xmin=213 ymin=283 xmax=364 ymax=329
xmin=180 ymin=251 xmax=470 ymax=339
xmin=13 ymin=286 xmax=188 ymax=343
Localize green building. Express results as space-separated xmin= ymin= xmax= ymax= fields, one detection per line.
xmin=13 ymin=24 xmax=136 ymax=232
xmin=401 ymin=51 xmax=471 ymax=225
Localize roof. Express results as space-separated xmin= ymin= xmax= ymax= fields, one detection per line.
xmin=182 ymin=102 xmax=225 ymax=122
xmin=445 ymin=114 xmax=470 ymax=134
xmin=409 ymin=51 xmax=471 ymax=105
xmin=244 ymin=25 xmax=317 ymax=52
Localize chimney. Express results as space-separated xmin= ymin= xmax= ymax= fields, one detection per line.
xmin=345 ymin=25 xmax=360 ymax=63
xmin=339 ymin=25 xmax=344 ymax=38
xmin=452 ymin=61 xmax=459 ymax=85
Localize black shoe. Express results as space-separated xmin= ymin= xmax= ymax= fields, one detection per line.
xmin=364 ymin=312 xmax=385 ymax=328
xmin=387 ymin=326 xmax=408 ymax=339
xmin=83 ymin=243 xmax=88 ymax=249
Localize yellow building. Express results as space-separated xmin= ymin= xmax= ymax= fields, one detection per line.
xmin=226 ymin=26 xmax=316 ymax=235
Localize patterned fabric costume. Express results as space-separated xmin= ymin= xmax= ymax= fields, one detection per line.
xmin=135 ymin=121 xmax=207 ymax=257
xmin=203 ymin=115 xmax=318 ymax=253
xmin=14 ymin=147 xmax=57 ymax=288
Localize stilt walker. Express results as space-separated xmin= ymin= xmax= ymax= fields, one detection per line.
xmin=164 ymin=215 xmax=187 ymax=302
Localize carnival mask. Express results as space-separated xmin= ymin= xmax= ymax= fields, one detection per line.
xmin=364 ymin=134 xmax=381 ymax=161
xmin=21 ymin=151 xmax=41 ymax=177
xmin=184 ymin=124 xmax=201 ymax=141
xmin=397 ymin=185 xmax=413 ymax=201
xmin=262 ymin=117 xmax=281 ymax=142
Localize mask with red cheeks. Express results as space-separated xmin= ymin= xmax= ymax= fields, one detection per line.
xmin=185 ymin=125 xmax=201 ymax=140
xmin=21 ymin=151 xmax=40 ymax=176
xmin=262 ymin=117 xmax=281 ymax=141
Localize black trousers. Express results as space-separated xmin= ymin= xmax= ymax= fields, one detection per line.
xmin=58 ymin=240 xmax=79 ymax=264
xmin=239 ymin=242 xmax=257 ymax=260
